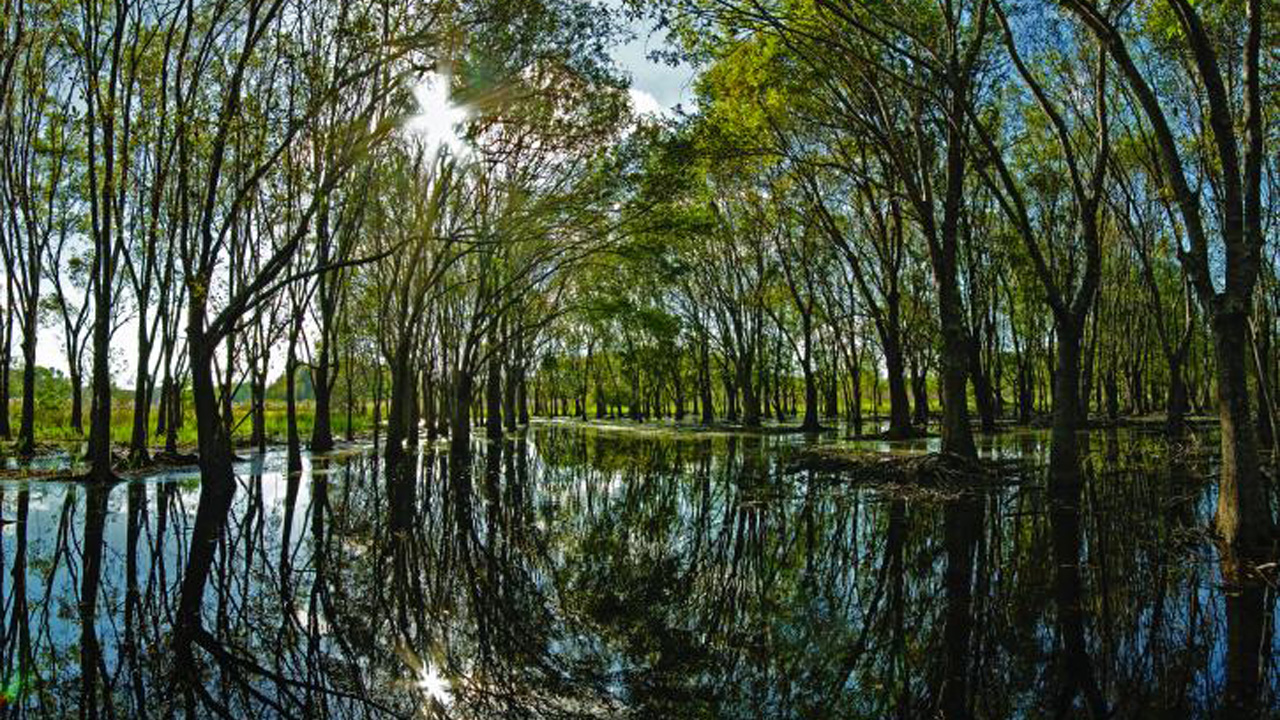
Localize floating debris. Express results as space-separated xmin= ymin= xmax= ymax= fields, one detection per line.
xmin=784 ymin=447 xmax=1025 ymax=499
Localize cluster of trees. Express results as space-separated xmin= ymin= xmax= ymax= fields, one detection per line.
xmin=0 ymin=0 xmax=641 ymax=473
xmin=1 ymin=0 xmax=1275 ymax=710
xmin=1 ymin=0 xmax=1275 ymax=588
xmin=523 ymin=0 xmax=1275 ymax=550
xmin=0 ymin=0 xmax=643 ymax=701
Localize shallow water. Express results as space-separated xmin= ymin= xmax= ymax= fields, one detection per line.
xmin=0 ymin=423 xmax=1274 ymax=718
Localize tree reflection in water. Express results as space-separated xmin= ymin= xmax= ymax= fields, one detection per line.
xmin=0 ymin=424 xmax=1272 ymax=717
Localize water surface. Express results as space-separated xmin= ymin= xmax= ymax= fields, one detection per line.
xmin=0 ymin=423 xmax=1273 ymax=718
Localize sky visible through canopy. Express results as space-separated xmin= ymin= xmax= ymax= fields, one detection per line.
xmin=32 ymin=10 xmax=694 ymax=385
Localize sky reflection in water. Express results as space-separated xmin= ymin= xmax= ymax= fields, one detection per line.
xmin=0 ymin=423 xmax=1273 ymax=718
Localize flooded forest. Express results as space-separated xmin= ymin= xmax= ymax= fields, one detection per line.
xmin=0 ymin=0 xmax=1277 ymax=716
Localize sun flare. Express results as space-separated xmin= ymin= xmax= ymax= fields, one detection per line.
xmin=406 ymin=72 xmax=471 ymax=157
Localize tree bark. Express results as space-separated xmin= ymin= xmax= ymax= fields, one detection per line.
xmin=938 ymin=280 xmax=976 ymax=458
xmin=16 ymin=309 xmax=36 ymax=454
xmin=967 ymin=334 xmax=996 ymax=434
xmin=486 ymin=353 xmax=503 ymax=440
xmin=126 ymin=322 xmax=153 ymax=466
xmin=310 ymin=357 xmax=334 ymax=452
xmin=1212 ymin=310 xmax=1275 ymax=548
xmin=911 ymin=358 xmax=930 ymax=429
xmin=87 ymin=263 xmax=113 ymax=479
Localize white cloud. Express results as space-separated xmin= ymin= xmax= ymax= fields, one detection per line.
xmin=628 ymin=87 xmax=666 ymax=118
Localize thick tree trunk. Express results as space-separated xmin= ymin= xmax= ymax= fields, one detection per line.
xmin=801 ymin=364 xmax=820 ymax=431
xmin=824 ymin=367 xmax=838 ymax=419
xmin=1211 ymin=311 xmax=1275 ymax=549
xmin=484 ymin=354 xmax=503 ymax=440
xmin=310 ymin=356 xmax=334 ymax=452
xmin=174 ymin=325 xmax=238 ymax=676
xmin=938 ymin=287 xmax=976 ymax=458
xmin=879 ymin=329 xmax=914 ymax=439
xmin=155 ymin=376 xmax=168 ymax=438
xmin=1104 ymin=370 xmax=1119 ymax=422
xmin=451 ymin=368 xmax=473 ymax=459
xmin=382 ymin=345 xmax=413 ymax=474
xmin=1050 ymin=319 xmax=1085 ymax=480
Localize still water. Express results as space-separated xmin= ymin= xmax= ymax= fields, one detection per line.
xmin=0 ymin=423 xmax=1274 ymax=718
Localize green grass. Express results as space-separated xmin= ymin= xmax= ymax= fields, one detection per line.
xmin=2 ymin=398 xmax=378 ymax=452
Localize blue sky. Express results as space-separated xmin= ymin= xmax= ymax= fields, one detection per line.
xmin=613 ymin=13 xmax=698 ymax=117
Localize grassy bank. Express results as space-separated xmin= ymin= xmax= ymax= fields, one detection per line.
xmin=1 ymin=399 xmax=378 ymax=452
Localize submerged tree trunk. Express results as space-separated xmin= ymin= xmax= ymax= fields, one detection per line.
xmin=1219 ymin=546 xmax=1273 ymax=716
xmin=286 ymin=343 xmax=302 ymax=476
xmin=486 ymin=353 xmax=503 ymax=440
xmin=382 ymin=343 xmax=414 ymax=474
xmin=87 ymin=265 xmax=114 ymax=480
xmin=938 ymin=283 xmax=976 ymax=458
xmin=1212 ymin=311 xmax=1275 ymax=548
xmin=451 ymin=368 xmax=474 ymax=459
xmin=174 ymin=320 xmax=239 ymax=677
xmin=311 ymin=347 xmax=335 ymax=452
xmin=1049 ymin=319 xmax=1085 ymax=480
xmin=801 ymin=364 xmax=820 ymax=431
